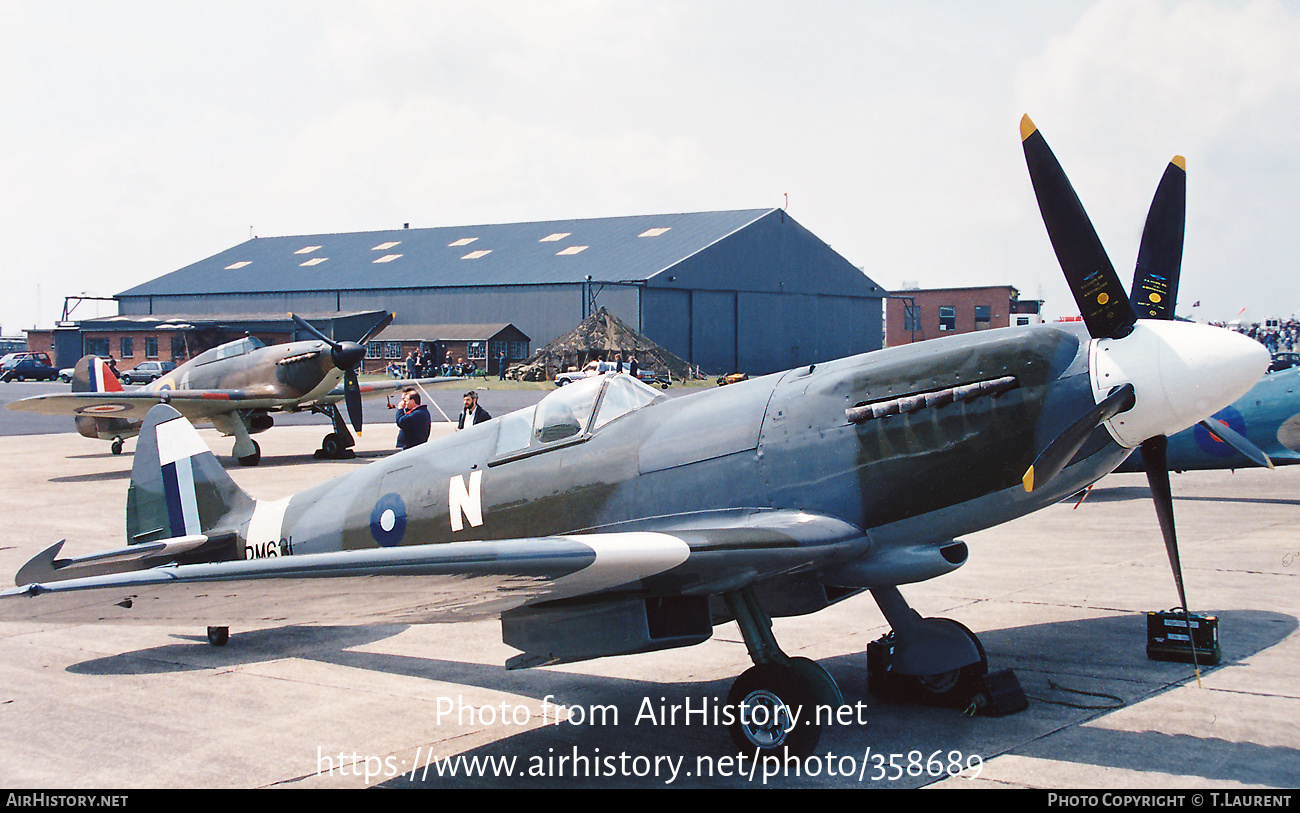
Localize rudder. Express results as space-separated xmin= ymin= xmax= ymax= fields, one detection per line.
xmin=127 ymin=404 xmax=254 ymax=545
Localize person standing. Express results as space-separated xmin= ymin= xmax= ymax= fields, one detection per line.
xmin=458 ymin=390 xmax=492 ymax=430
xmin=395 ymin=388 xmax=431 ymax=450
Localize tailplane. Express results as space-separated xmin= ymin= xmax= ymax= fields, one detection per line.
xmin=14 ymin=405 xmax=252 ymax=585
xmin=127 ymin=404 xmax=254 ymax=546
xmin=70 ymin=356 xmax=138 ymax=444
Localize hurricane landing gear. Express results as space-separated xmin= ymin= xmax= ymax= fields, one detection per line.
xmin=206 ymin=626 xmax=229 ymax=646
xmin=312 ymin=403 xmax=356 ymax=460
xmin=110 ymin=437 xmax=124 ymax=455
xmin=867 ymin=586 xmax=988 ymax=708
xmin=723 ymin=587 xmax=843 ymax=758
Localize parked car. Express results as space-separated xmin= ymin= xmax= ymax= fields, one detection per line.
xmin=1268 ymin=352 xmax=1300 ymax=373
xmin=121 ymin=360 xmax=177 ymax=384
xmin=0 ymin=355 xmax=60 ymax=382
xmin=555 ymin=360 xmax=617 ymax=386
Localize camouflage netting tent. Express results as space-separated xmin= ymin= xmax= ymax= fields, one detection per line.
xmin=506 ymin=308 xmax=693 ymax=383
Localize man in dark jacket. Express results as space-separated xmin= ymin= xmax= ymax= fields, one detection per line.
xmin=457 ymin=390 xmax=491 ymax=430
xmin=395 ymin=388 xmax=431 ymax=450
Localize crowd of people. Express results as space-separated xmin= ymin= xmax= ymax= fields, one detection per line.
xmin=1213 ymin=319 xmax=1300 ymax=354
xmin=386 ymin=350 xmax=478 ymax=379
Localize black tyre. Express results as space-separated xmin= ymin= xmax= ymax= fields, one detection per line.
xmin=913 ymin=618 xmax=988 ymax=708
xmin=207 ymin=626 xmax=229 ymax=646
xmin=321 ymin=433 xmax=343 ymax=458
xmin=237 ymin=441 xmax=261 ymax=467
xmin=727 ymin=663 xmax=821 ymax=758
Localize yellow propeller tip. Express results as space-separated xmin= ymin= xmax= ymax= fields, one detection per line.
xmin=1022 ymin=466 xmax=1035 ymax=492
xmin=1172 ymin=155 xmax=1186 ymax=171
xmin=1020 ymin=114 xmax=1037 ymax=142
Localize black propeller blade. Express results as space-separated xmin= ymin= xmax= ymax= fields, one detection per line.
xmin=1128 ymin=158 xmax=1271 ymax=469
xmin=1197 ymin=418 xmax=1273 ymax=469
xmin=289 ymin=312 xmax=389 ymax=433
xmin=1023 ymin=384 xmax=1135 ymax=492
xmin=1132 ymin=158 xmax=1186 ymax=320
xmin=1021 ymin=115 xmax=1138 ymax=340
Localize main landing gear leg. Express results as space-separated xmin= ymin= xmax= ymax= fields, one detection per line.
xmin=722 ymin=586 xmax=842 ymax=758
xmin=868 ymin=586 xmax=987 ymax=707
xmin=212 ymin=413 xmax=261 ymax=466
xmin=314 ymin=403 xmax=356 ymax=460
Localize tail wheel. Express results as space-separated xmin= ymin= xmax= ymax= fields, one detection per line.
xmin=237 ymin=441 xmax=261 ymax=467
xmin=727 ymin=663 xmax=821 ymax=758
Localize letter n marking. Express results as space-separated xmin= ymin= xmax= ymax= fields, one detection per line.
xmin=449 ymin=471 xmax=483 ymax=532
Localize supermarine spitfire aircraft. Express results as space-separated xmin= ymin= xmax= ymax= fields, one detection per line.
xmin=0 ymin=118 xmax=1272 ymax=758
xmin=6 ymin=313 xmax=456 ymax=465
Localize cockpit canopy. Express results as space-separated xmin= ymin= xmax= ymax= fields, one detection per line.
xmin=191 ymin=336 xmax=267 ymax=367
xmin=494 ymin=373 xmax=668 ymax=458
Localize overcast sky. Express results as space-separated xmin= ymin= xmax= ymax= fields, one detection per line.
xmin=2 ymin=0 xmax=1297 ymax=334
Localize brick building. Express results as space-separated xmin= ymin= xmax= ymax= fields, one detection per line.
xmin=885 ymin=286 xmax=1043 ymax=347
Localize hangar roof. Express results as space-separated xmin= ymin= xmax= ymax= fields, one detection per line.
xmin=119 ymin=209 xmax=779 ymax=297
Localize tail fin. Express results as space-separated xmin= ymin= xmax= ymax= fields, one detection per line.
xmin=71 ymin=356 xmax=124 ymax=394
xmin=127 ymin=404 xmax=254 ymax=545
xmin=71 ymin=356 xmax=136 ymax=441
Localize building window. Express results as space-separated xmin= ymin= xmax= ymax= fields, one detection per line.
xmin=385 ymin=342 xmax=402 ymax=360
xmin=120 ymin=337 xmax=134 ymax=358
xmin=87 ymin=337 xmax=109 ymax=357
xmin=903 ymin=305 xmax=921 ymax=332
xmin=509 ymin=341 xmax=529 ymax=360
xmin=467 ymin=341 xmax=487 ymax=360
xmin=171 ymin=336 xmax=187 ymax=361
xmin=145 ymin=337 xmax=159 ymax=358
xmin=939 ymin=306 xmax=956 ymax=332
xmin=365 ymin=342 xmax=382 ymax=359
xmin=974 ymin=305 xmax=991 ymax=330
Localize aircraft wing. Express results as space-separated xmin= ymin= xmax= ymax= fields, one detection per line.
xmin=317 ymin=375 xmax=464 ymax=402
xmin=5 ymin=377 xmax=465 ymax=422
xmin=0 ymin=511 xmax=867 ymax=627
xmin=4 ymin=390 xmax=301 ymax=421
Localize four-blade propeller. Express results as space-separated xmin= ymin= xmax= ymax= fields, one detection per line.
xmin=1019 ymin=115 xmax=1271 ymax=651
xmin=290 ymin=311 xmax=395 ymax=433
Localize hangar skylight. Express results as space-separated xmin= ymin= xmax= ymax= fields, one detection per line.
xmin=449 ymin=237 xmax=478 ymax=247
xmin=540 ymin=233 xmax=571 ymax=242
xmin=295 ymin=245 xmax=322 ymax=254
xmin=373 ymin=254 xmax=402 ymax=263
xmin=462 ymin=250 xmax=492 ymax=260
xmin=225 ymin=261 xmax=251 ymax=270
xmin=639 ymin=227 xmax=671 ymax=237
xmin=373 ymin=241 xmax=401 ymax=251
xmin=300 ymin=258 xmax=328 ymax=267
xmin=557 ymin=246 xmax=588 ymax=256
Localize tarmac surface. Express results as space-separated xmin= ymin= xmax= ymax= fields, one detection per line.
xmin=0 ymin=411 xmax=1296 ymax=789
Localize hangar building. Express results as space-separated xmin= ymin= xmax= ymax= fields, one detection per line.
xmin=116 ymin=209 xmax=885 ymax=375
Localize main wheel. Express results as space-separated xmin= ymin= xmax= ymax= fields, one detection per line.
xmin=207 ymin=626 xmax=229 ymax=646
xmin=727 ymin=663 xmax=821 ymax=758
xmin=111 ymin=439 xmax=124 ymax=455
xmin=321 ymin=433 xmax=344 ymax=458
xmin=913 ymin=618 xmax=988 ymax=708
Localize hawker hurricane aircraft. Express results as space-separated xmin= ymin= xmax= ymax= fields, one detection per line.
xmin=0 ymin=117 xmax=1271 ymax=758
xmin=1116 ymin=365 xmax=1300 ymax=473
xmin=6 ymin=313 xmax=457 ymax=465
